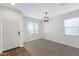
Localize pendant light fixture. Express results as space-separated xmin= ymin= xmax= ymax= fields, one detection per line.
xmin=44 ymin=12 xmax=49 ymax=22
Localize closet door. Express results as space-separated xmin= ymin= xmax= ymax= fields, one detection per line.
xmin=2 ymin=17 xmax=20 ymax=51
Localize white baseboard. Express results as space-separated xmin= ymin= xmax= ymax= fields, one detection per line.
xmin=45 ymin=38 xmax=79 ymax=49
xmin=20 ymin=44 xmax=24 ymax=47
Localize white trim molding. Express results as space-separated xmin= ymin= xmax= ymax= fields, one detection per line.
xmin=20 ymin=15 xmax=24 ymax=48
xmin=0 ymin=16 xmax=3 ymax=53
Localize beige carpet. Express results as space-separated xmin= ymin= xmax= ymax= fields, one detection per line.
xmin=24 ymin=39 xmax=79 ymax=56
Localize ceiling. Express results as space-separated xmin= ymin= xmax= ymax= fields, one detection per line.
xmin=1 ymin=3 xmax=79 ymax=20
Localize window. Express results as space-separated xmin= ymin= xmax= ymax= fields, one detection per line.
xmin=64 ymin=17 xmax=79 ymax=36
xmin=33 ymin=23 xmax=38 ymax=33
xmin=28 ymin=22 xmax=38 ymax=34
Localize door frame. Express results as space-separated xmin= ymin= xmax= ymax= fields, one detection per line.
xmin=0 ymin=16 xmax=3 ymax=53
xmin=0 ymin=16 xmax=24 ymax=53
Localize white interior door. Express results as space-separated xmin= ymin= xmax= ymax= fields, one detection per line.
xmin=2 ymin=17 xmax=20 ymax=51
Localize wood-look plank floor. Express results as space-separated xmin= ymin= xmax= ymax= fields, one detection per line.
xmin=24 ymin=39 xmax=79 ymax=56
xmin=1 ymin=39 xmax=79 ymax=56
xmin=0 ymin=47 xmax=31 ymax=56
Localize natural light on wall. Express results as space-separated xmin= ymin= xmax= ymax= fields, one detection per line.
xmin=64 ymin=17 xmax=79 ymax=36
xmin=28 ymin=22 xmax=38 ymax=34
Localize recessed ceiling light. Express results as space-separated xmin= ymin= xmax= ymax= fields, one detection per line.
xmin=11 ymin=3 xmax=15 ymax=5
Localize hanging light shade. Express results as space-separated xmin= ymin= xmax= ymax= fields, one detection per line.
xmin=44 ymin=12 xmax=49 ymax=22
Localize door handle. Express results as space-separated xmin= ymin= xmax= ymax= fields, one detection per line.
xmin=18 ymin=31 xmax=20 ymax=36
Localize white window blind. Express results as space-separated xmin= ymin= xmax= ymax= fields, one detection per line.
xmin=64 ymin=17 xmax=79 ymax=36
xmin=28 ymin=22 xmax=38 ymax=34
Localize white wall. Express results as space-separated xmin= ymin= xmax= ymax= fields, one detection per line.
xmin=63 ymin=10 xmax=79 ymax=48
xmin=0 ymin=17 xmax=1 ymax=53
xmin=0 ymin=5 xmax=23 ymax=52
xmin=0 ymin=4 xmax=42 ymax=52
xmin=23 ymin=16 xmax=42 ymax=42
xmin=43 ymin=9 xmax=79 ymax=48
xmin=43 ymin=16 xmax=64 ymax=43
